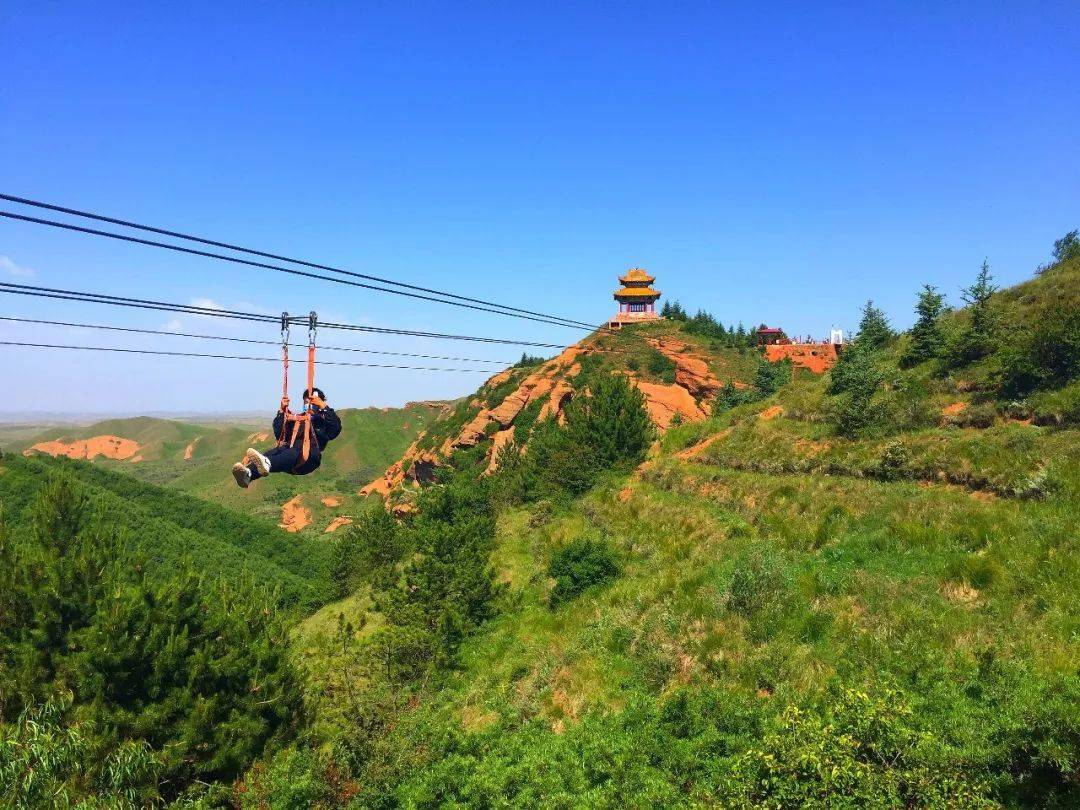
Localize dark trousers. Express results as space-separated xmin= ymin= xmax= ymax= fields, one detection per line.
xmin=248 ymin=445 xmax=301 ymax=479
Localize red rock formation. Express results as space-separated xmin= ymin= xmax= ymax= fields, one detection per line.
xmin=540 ymin=379 xmax=574 ymax=421
xmin=647 ymin=338 xmax=721 ymax=399
xmin=280 ymin=495 xmax=311 ymax=533
xmin=764 ymin=342 xmax=838 ymax=374
xmin=325 ymin=516 xmax=353 ymax=533
xmin=27 ymin=435 xmax=141 ymax=462
xmin=634 ymin=381 xmax=709 ymax=429
xmin=484 ymin=428 xmax=517 ymax=475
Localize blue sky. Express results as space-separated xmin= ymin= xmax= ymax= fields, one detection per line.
xmin=2 ymin=1 xmax=1078 ymax=413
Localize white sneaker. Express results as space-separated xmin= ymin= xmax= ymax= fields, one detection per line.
xmin=232 ymin=462 xmax=252 ymax=488
xmin=247 ymin=448 xmax=272 ymax=476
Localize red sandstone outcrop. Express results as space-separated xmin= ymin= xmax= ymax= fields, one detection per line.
xmin=26 ymin=436 xmax=141 ymax=462
xmin=360 ymin=435 xmax=443 ymax=498
xmin=759 ymin=405 xmax=784 ymax=421
xmin=485 ymin=428 xmax=517 ymax=475
xmin=361 ymin=335 xmax=749 ymax=503
xmin=634 ymin=381 xmax=709 ymax=429
xmin=647 ymin=338 xmax=721 ymax=399
xmin=764 ymin=342 xmax=838 ymax=374
xmin=539 ymin=379 xmax=574 ymax=421
xmin=280 ymin=495 xmax=311 ymax=533
xmin=325 ymin=516 xmax=353 ymax=533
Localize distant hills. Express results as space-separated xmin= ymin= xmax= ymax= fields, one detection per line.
xmin=5 ymin=402 xmax=449 ymax=532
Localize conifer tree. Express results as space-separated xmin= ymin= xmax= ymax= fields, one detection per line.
xmin=1052 ymin=229 xmax=1079 ymax=263
xmin=901 ymin=284 xmax=947 ymax=367
xmin=564 ymin=372 xmax=654 ymax=469
xmin=949 ymin=260 xmax=998 ymax=364
xmin=962 ymin=260 xmax=997 ymax=337
xmin=855 ymin=300 xmax=894 ymax=349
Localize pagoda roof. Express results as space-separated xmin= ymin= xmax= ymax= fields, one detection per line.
xmin=619 ymin=267 xmax=655 ymax=284
xmin=613 ymin=286 xmax=661 ymax=298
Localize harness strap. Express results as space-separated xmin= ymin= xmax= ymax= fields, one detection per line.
xmin=272 ymin=311 xmax=318 ymax=474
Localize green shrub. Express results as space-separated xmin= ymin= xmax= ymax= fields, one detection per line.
xmin=726 ymin=548 xmax=788 ymax=618
xmin=646 ymin=349 xmax=677 ymax=383
xmin=733 ymin=685 xmax=993 ymax=807
xmin=826 ymin=343 xmax=886 ymax=437
xmin=999 ymin=308 xmax=1080 ymax=397
xmin=713 ymin=381 xmax=755 ymax=414
xmin=1030 ymin=379 xmax=1080 ymax=426
xmin=548 ymin=538 xmax=620 ymax=607
xmin=753 ymin=357 xmax=791 ymax=398
xmin=331 ymin=507 xmax=407 ymax=596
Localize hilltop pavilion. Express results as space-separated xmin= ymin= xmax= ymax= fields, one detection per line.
xmin=609 ymin=267 xmax=661 ymax=328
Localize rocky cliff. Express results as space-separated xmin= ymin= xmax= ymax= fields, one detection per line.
xmin=361 ymin=321 xmax=759 ymax=504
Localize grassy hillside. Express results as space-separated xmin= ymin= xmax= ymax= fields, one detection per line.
xmin=9 ymin=403 xmax=447 ymax=530
xmin=0 ymin=453 xmax=330 ymax=610
xmin=3 ymin=251 xmax=1076 ymax=806
xmin=280 ymin=253 xmax=1080 ymax=806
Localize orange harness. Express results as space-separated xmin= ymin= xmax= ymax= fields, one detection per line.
xmin=275 ymin=312 xmax=318 ymax=473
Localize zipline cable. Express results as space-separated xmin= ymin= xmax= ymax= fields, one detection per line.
xmin=0 ymin=315 xmax=512 ymax=365
xmin=0 ymin=209 xmax=601 ymax=332
xmin=0 ymin=340 xmax=495 ymax=373
xmin=0 ymin=192 xmax=601 ymax=331
xmin=0 ymin=281 xmax=568 ymax=348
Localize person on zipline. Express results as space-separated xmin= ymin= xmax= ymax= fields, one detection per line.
xmin=232 ymin=387 xmax=342 ymax=487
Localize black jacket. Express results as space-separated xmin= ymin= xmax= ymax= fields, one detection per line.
xmin=272 ymin=406 xmax=342 ymax=474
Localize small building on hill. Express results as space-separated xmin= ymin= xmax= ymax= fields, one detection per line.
xmin=760 ymin=326 xmax=844 ymax=374
xmin=756 ymin=326 xmax=787 ymax=346
xmin=610 ymin=267 xmax=662 ymax=328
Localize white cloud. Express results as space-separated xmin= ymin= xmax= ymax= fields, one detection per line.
xmin=0 ymin=255 xmax=35 ymax=277
xmin=236 ymin=300 xmax=277 ymax=317
xmin=162 ymin=318 xmax=184 ymax=331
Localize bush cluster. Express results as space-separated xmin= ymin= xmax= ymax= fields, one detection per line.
xmin=547 ymin=538 xmax=620 ymax=607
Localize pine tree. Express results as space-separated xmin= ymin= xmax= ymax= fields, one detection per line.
xmin=949 ymin=260 xmax=998 ymax=365
xmin=901 ymin=285 xmax=947 ymax=367
xmin=564 ymin=372 xmax=654 ymax=469
xmin=855 ymin=300 xmax=894 ymax=349
xmin=1052 ymin=229 xmax=1079 ymax=263
xmin=827 ymin=341 xmax=886 ymax=436
xmin=753 ymin=358 xmax=791 ymax=398
xmin=962 ymin=260 xmax=997 ymax=337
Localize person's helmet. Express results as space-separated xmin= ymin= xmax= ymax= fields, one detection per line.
xmin=304 ymin=388 xmax=326 ymax=401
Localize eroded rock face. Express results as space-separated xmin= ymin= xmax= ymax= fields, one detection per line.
xmin=280 ymin=495 xmax=311 ymax=533
xmin=408 ymin=455 xmax=439 ymax=484
xmin=634 ymin=381 xmax=709 ymax=429
xmin=455 ymin=411 xmax=494 ymax=448
xmin=26 ymin=436 xmax=141 ymax=462
xmin=540 ymin=379 xmax=575 ymax=422
xmin=325 ymin=516 xmax=353 ymax=533
xmin=361 ymin=334 xmax=746 ymax=505
xmin=646 ymin=338 xmax=721 ymax=400
xmin=488 ymin=375 xmax=555 ymax=427
xmin=764 ymin=342 xmax=838 ymax=374
xmin=484 ymin=428 xmax=517 ymax=475
xmin=359 ymin=437 xmax=428 ymax=497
